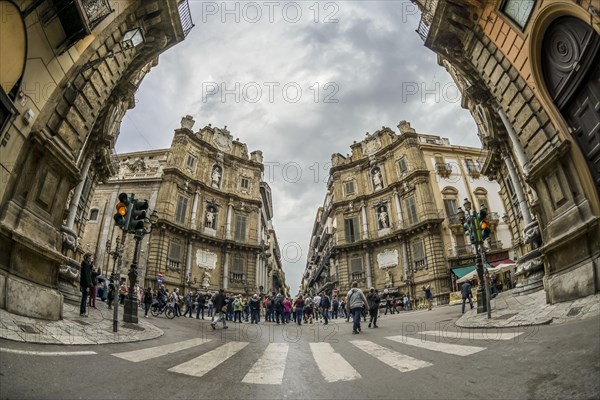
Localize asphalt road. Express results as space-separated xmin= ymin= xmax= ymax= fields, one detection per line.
xmin=1 ymin=306 xmax=599 ymax=400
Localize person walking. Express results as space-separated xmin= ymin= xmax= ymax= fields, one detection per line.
xmin=331 ymin=296 xmax=339 ymax=319
xmin=196 ymin=293 xmax=206 ymax=320
xmin=367 ymin=287 xmax=380 ymax=328
xmin=461 ymin=281 xmax=474 ymax=313
xmin=423 ymin=285 xmax=433 ymax=310
xmin=207 ymin=295 xmax=213 ymax=317
xmin=172 ymin=288 xmax=182 ymax=317
xmin=283 ymin=297 xmax=292 ymax=323
xmin=184 ymin=291 xmax=194 ymax=318
xmin=210 ymin=288 xmax=229 ymax=330
xmin=294 ymin=295 xmax=305 ymax=326
xmin=346 ymin=282 xmax=368 ymax=334
xmin=143 ymin=287 xmax=153 ymax=317
xmin=87 ymin=264 xmax=99 ymax=309
xmin=320 ymin=292 xmax=331 ymax=325
xmin=233 ymin=295 xmax=243 ymax=323
xmin=249 ymin=294 xmax=261 ymax=324
xmin=79 ymin=253 xmax=93 ymax=317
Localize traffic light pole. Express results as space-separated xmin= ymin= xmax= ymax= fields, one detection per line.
xmin=112 ymin=233 xmax=125 ymax=333
xmin=123 ymin=230 xmax=142 ymax=323
xmin=469 ymin=210 xmax=489 ymax=315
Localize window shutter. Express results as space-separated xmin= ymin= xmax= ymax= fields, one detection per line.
xmin=350 ymin=257 xmax=363 ymax=272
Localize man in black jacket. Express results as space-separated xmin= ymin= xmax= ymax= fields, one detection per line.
xmin=79 ymin=253 xmax=93 ymax=317
xmin=196 ymin=294 xmax=206 ymax=319
xmin=367 ymin=288 xmax=380 ymax=328
xmin=210 ymin=289 xmax=228 ymax=330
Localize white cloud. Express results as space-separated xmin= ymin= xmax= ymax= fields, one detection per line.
xmin=117 ymin=1 xmax=479 ymax=294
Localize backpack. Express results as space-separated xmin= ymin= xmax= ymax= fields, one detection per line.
xmin=144 ymin=291 xmax=152 ymax=303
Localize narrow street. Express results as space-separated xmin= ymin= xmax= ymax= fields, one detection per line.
xmin=2 ymin=306 xmax=598 ymax=399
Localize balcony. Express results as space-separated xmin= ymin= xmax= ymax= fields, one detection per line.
xmin=435 ymin=162 xmax=452 ymax=178
xmin=414 ymin=258 xmax=428 ymax=270
xmin=40 ymin=0 xmax=113 ymax=54
xmin=448 ymin=245 xmax=476 ymax=258
xmin=484 ymin=240 xmax=503 ymax=251
xmin=230 ymin=272 xmax=245 ymax=282
xmin=415 ymin=0 xmax=439 ymax=42
xmin=350 ymin=272 xmax=365 ymax=281
xmin=177 ymin=0 xmax=195 ymax=37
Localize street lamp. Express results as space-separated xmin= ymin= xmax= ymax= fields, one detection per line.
xmin=81 ymin=27 xmax=145 ymax=71
xmin=123 ymin=209 xmax=158 ymax=323
xmin=458 ymin=198 xmax=491 ymax=317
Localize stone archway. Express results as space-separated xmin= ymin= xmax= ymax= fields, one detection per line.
xmin=541 ymin=16 xmax=600 ymax=192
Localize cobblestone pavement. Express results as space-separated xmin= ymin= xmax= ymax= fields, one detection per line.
xmin=456 ymin=289 xmax=600 ymax=328
xmin=0 ymin=300 xmax=163 ymax=345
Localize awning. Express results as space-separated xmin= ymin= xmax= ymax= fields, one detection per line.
xmin=454 ymin=264 xmax=492 ymax=283
xmin=451 ymin=265 xmax=478 ymax=279
xmin=490 ymin=259 xmax=514 ymax=267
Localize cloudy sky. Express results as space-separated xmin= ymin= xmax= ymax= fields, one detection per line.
xmin=117 ymin=1 xmax=480 ymax=293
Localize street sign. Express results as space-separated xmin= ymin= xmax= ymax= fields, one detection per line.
xmin=157 ymin=277 xmax=163 ymax=284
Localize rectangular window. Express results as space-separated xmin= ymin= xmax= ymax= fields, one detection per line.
xmin=186 ymin=155 xmax=196 ymax=169
xmin=344 ymin=180 xmax=355 ymax=196
xmin=412 ymin=240 xmax=427 ymax=269
xmin=405 ymin=196 xmax=419 ymax=225
xmin=241 ymin=177 xmax=249 ymax=190
xmin=443 ymin=198 xmax=457 ymax=218
xmin=398 ymin=157 xmax=408 ymax=173
xmin=175 ymin=195 xmax=188 ymax=224
xmin=501 ymin=0 xmax=535 ymax=29
xmin=168 ymin=241 xmax=181 ymax=271
xmin=231 ymin=256 xmax=245 ymax=281
xmin=350 ymin=257 xmax=363 ymax=273
xmin=344 ymin=216 xmax=360 ymax=243
xmin=234 ymin=214 xmax=247 ymax=241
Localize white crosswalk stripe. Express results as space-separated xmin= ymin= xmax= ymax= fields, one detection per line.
xmin=386 ymin=335 xmax=486 ymax=356
xmin=310 ymin=342 xmax=362 ymax=382
xmin=112 ymin=330 xmax=496 ymax=382
xmin=350 ymin=340 xmax=433 ymax=372
xmin=112 ymin=338 xmax=211 ymax=362
xmin=168 ymin=341 xmax=249 ymax=377
xmin=242 ymin=343 xmax=289 ymax=384
xmin=419 ymin=330 xmax=524 ymax=341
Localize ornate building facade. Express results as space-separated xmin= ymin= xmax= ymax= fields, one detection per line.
xmin=0 ymin=0 xmax=193 ymax=320
xmin=82 ymin=116 xmax=286 ymax=296
xmin=412 ymin=0 xmax=600 ymax=303
xmin=302 ymin=122 xmax=513 ymax=305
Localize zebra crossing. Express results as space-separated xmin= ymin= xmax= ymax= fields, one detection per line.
xmin=111 ymin=330 xmax=523 ymax=384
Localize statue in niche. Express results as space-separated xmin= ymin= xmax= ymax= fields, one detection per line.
xmin=211 ymin=165 xmax=222 ymax=189
xmin=372 ymin=167 xmax=383 ymax=191
xmin=205 ymin=205 xmax=217 ymax=229
xmin=202 ymin=271 xmax=211 ymax=288
xmin=386 ymin=270 xmax=393 ymax=287
xmin=378 ymin=206 xmax=389 ymax=229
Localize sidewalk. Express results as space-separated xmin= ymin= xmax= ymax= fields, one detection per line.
xmin=0 ymin=300 xmax=163 ymax=345
xmin=456 ymin=289 xmax=600 ymax=328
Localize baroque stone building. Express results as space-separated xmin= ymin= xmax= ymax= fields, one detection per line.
xmin=0 ymin=0 xmax=193 ymax=320
xmin=82 ymin=116 xmax=286 ymax=296
xmin=302 ymin=122 xmax=513 ymax=305
xmin=412 ymin=0 xmax=599 ymax=303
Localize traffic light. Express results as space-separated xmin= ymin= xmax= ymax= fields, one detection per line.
xmin=478 ymin=205 xmax=490 ymax=241
xmin=113 ymin=193 xmax=129 ymax=229
xmin=480 ymin=218 xmax=491 ymax=241
xmin=127 ymin=199 xmax=149 ymax=232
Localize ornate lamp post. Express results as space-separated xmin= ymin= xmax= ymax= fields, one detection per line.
xmin=123 ymin=209 xmax=158 ymax=323
xmin=457 ymin=198 xmax=491 ymax=317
